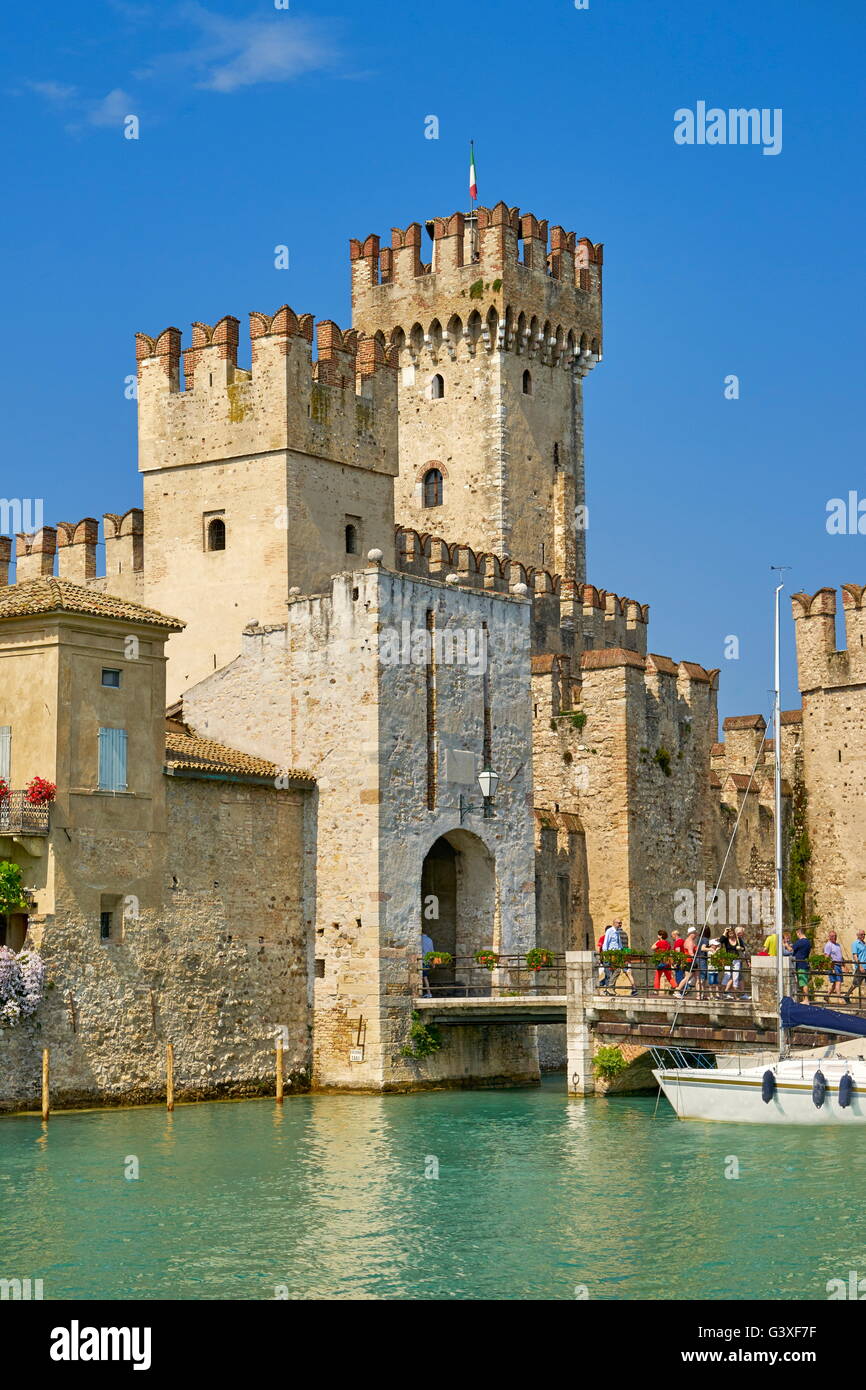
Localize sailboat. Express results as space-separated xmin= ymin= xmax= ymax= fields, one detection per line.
xmin=653 ymin=577 xmax=866 ymax=1124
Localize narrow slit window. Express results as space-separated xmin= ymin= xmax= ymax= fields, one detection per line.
xmin=207 ymin=517 xmax=226 ymax=551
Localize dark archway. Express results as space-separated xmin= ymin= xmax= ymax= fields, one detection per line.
xmin=420 ymin=830 xmax=496 ymax=980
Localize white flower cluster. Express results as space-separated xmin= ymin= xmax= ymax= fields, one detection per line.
xmin=0 ymin=946 xmax=45 ymax=1027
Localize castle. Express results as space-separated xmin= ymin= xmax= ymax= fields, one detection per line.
xmin=0 ymin=201 xmax=860 ymax=1107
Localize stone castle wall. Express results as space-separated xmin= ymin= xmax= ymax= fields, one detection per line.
xmin=0 ymin=777 xmax=311 ymax=1112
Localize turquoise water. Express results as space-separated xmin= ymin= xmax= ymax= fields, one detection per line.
xmin=1 ymin=1076 xmax=863 ymax=1300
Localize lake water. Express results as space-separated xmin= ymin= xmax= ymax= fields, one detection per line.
xmin=0 ymin=1076 xmax=860 ymax=1300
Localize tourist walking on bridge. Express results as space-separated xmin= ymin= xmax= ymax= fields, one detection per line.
xmin=652 ymin=930 xmax=674 ymax=991
xmin=824 ymin=930 xmax=844 ymax=999
xmin=672 ymin=928 xmax=697 ymax=998
xmin=844 ymin=930 xmax=866 ymax=1005
xmin=791 ymin=926 xmax=811 ymax=1002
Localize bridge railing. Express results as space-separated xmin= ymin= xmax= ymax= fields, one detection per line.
xmin=594 ymin=951 xmax=752 ymax=1001
xmin=421 ymin=954 xmax=566 ymax=998
xmin=798 ymin=958 xmax=866 ymax=1009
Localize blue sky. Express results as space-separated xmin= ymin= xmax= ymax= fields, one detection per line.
xmin=2 ymin=0 xmax=864 ymax=719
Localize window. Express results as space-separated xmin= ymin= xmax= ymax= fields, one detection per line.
xmin=522 ymin=369 xmax=532 ymax=395
xmin=101 ymin=669 xmax=121 ymax=688
xmin=423 ymin=468 xmax=444 ymax=508
xmin=100 ymin=911 xmax=113 ymax=941
xmin=98 ymin=727 xmax=128 ymax=791
xmin=0 ymin=726 xmax=10 ymax=782
xmin=206 ymin=517 xmax=226 ymax=551
xmin=345 ymin=524 xmax=358 ymax=555
xmin=430 ymin=374 xmax=444 ymax=399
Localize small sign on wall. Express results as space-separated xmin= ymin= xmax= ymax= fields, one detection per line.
xmin=349 ymin=1047 xmax=364 ymax=1063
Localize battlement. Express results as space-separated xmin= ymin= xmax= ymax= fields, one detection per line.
xmin=350 ymin=202 xmax=602 ymax=365
xmin=792 ymin=584 xmax=866 ymax=690
xmin=0 ymin=509 xmax=146 ymax=588
xmin=136 ymin=305 xmax=397 ymax=477
xmin=711 ymin=708 xmax=802 ymax=788
xmin=395 ymin=526 xmax=647 ymax=655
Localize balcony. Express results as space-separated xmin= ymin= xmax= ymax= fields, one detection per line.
xmin=0 ymin=791 xmax=51 ymax=837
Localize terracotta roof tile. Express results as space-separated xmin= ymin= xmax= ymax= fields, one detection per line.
xmin=530 ymin=654 xmax=557 ymax=674
xmin=164 ymin=728 xmax=313 ymax=785
xmin=646 ymin=652 xmax=679 ymax=675
xmin=710 ymin=742 xmax=725 ymax=757
xmin=722 ymin=714 xmax=767 ymax=731
xmin=0 ymin=578 xmax=184 ymax=630
xmin=709 ymin=771 xmax=722 ymax=788
xmin=781 ymin=709 xmax=803 ymax=725
xmin=679 ymin=661 xmax=710 ymax=682
xmin=581 ymin=647 xmax=646 ymax=671
xmin=727 ymin=773 xmax=759 ymax=792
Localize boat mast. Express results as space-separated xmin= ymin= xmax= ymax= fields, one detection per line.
xmin=771 ymin=571 xmax=787 ymax=1058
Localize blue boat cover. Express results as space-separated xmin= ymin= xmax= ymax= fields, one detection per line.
xmin=781 ymin=996 xmax=866 ymax=1037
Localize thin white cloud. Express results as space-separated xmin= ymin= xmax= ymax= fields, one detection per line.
xmin=25 ymin=80 xmax=78 ymax=104
xmin=84 ymin=88 xmax=134 ymax=127
xmin=139 ymin=3 xmax=336 ymax=93
xmin=21 ymin=2 xmax=337 ymax=136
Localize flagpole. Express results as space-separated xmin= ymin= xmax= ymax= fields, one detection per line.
xmin=469 ymin=139 xmax=478 ymax=262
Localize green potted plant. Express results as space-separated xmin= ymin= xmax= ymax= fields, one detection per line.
xmin=474 ymin=949 xmax=499 ymax=971
xmin=526 ymin=947 xmax=555 ymax=971
xmin=423 ymin=949 xmax=453 ymax=969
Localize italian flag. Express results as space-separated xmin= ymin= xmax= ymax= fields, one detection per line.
xmin=469 ymin=142 xmax=477 ymax=201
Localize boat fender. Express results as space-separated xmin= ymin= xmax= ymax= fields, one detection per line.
xmin=812 ymin=1069 xmax=827 ymax=1108
xmin=761 ymin=1070 xmax=776 ymax=1103
xmin=839 ymin=1072 xmax=855 ymax=1109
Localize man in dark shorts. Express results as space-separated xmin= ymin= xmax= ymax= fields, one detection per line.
xmin=791 ymin=926 xmax=811 ymax=1002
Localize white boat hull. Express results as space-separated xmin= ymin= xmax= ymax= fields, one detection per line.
xmin=654 ymin=1059 xmax=866 ymax=1124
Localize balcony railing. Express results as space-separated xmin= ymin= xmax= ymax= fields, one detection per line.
xmin=0 ymin=791 xmax=51 ymax=836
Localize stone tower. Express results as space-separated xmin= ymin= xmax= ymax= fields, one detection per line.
xmin=350 ymin=202 xmax=603 ymax=583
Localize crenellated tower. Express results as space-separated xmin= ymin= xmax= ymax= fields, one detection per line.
xmin=350 ymin=202 xmax=603 ymax=585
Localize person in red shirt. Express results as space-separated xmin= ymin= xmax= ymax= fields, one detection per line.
xmin=652 ymin=929 xmax=674 ymax=991
xmin=672 ymin=931 xmax=687 ymax=987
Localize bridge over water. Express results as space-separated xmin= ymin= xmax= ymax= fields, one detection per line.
xmin=416 ymin=953 xmax=813 ymax=1094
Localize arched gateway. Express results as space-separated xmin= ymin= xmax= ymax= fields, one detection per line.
xmin=420 ymin=829 xmax=496 ymax=967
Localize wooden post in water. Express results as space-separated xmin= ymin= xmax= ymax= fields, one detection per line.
xmin=41 ymin=1048 xmax=49 ymax=1121
xmin=166 ymin=1042 xmax=174 ymax=1112
xmin=276 ymin=1039 xmax=284 ymax=1103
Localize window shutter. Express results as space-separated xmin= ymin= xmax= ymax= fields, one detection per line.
xmin=0 ymin=727 xmax=10 ymax=782
xmin=98 ymin=728 xmax=128 ymax=791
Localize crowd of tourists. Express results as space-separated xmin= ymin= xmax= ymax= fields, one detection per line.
xmin=594 ymin=921 xmax=866 ymax=1005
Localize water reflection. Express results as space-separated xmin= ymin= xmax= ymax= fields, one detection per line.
xmin=1 ymin=1082 xmax=865 ymax=1300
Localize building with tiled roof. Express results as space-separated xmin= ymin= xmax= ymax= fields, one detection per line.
xmin=0 ymin=577 xmax=184 ymax=630
xmin=164 ymin=725 xmax=313 ymax=786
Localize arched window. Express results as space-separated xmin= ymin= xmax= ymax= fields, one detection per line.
xmin=430 ymin=374 xmax=444 ymax=400
xmin=207 ymin=518 xmax=226 ymax=551
xmin=345 ymin=524 xmax=358 ymax=555
xmin=423 ymin=468 xmax=443 ymax=508
xmin=522 ymin=369 xmax=532 ymax=395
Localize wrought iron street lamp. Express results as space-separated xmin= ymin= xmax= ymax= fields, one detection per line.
xmin=459 ymin=768 xmax=499 ymax=823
